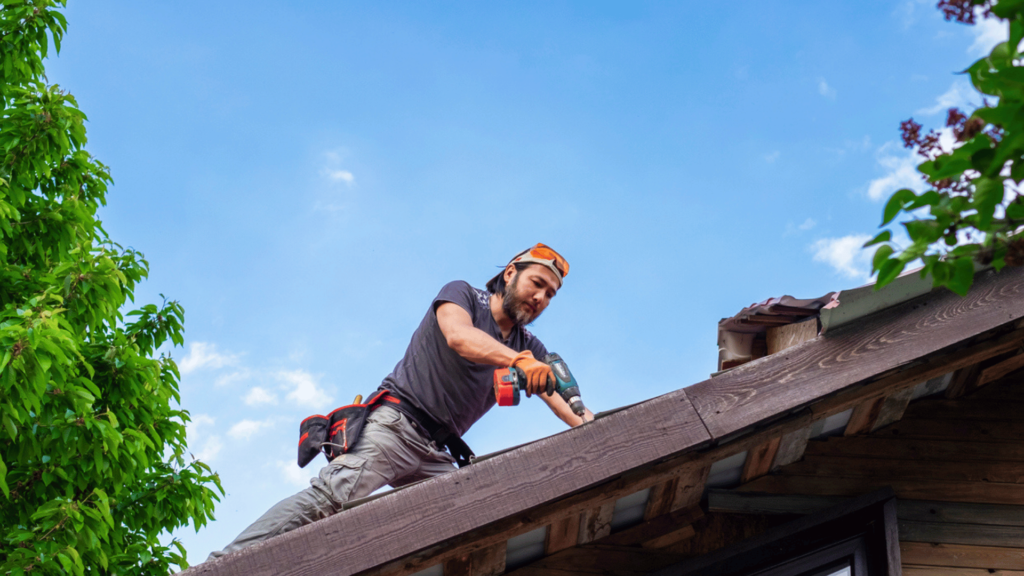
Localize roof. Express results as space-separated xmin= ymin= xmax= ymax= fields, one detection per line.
xmin=186 ymin=265 xmax=1024 ymax=576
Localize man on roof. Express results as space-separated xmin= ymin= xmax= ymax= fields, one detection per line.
xmin=209 ymin=243 xmax=592 ymax=560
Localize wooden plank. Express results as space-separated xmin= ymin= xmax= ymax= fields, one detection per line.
xmin=804 ymin=437 xmax=1024 ymax=463
xmin=687 ymin=266 xmax=1024 ymax=440
xmin=903 ymin=566 xmax=1024 ymax=576
xmin=657 ymin=512 xmax=772 ymax=558
xmin=544 ymin=515 xmax=579 ymax=555
xmin=707 ymin=490 xmax=847 ymax=515
xmin=644 ymin=479 xmax=678 ymax=521
xmin=872 ymin=418 xmax=1024 ymax=443
xmin=527 ymin=544 xmax=682 ymax=575
xmin=811 ymin=326 xmax=1024 ymax=421
xmin=898 ymin=500 xmax=1024 ymax=526
xmin=979 ymin=353 xmax=1024 ymax=387
xmin=188 ymin=387 xmax=711 ymax=576
xmin=601 ymin=506 xmax=703 ymax=547
xmin=779 ymin=455 xmax=1024 ymax=484
xmin=739 ymin=437 xmax=781 ymax=483
xmin=871 ymin=386 xmax=915 ymax=432
xmin=900 ymin=542 xmax=1024 ymax=570
xmin=945 ymin=364 xmax=983 ymax=399
xmin=642 ymin=525 xmax=696 ymax=549
xmin=737 ymin=475 xmax=1024 ymax=506
xmin=766 ymin=319 xmax=818 ymax=355
xmin=967 ymin=377 xmax=1024 ymax=401
xmin=445 ymin=544 xmax=507 ymax=576
xmin=468 ymin=543 xmax=505 ymax=576
xmin=900 ymin=520 xmax=1024 ymax=548
xmin=670 ymin=464 xmax=709 ymax=511
xmin=578 ymin=503 xmax=615 ymax=544
xmin=904 ymin=399 xmax=1024 ymax=421
xmin=771 ymin=426 xmax=812 ymax=470
xmin=844 ymin=396 xmax=887 ymax=436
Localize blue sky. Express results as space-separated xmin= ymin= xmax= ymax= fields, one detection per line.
xmin=45 ymin=0 xmax=1003 ymax=562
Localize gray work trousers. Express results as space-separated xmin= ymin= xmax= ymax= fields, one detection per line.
xmin=208 ymin=405 xmax=457 ymax=560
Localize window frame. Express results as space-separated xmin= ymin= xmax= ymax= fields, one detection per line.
xmin=652 ymin=488 xmax=900 ymax=576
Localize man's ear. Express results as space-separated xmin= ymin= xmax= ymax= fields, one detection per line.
xmin=503 ymin=263 xmax=517 ymax=283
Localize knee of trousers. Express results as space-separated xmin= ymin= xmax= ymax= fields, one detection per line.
xmin=313 ymin=452 xmax=373 ymax=507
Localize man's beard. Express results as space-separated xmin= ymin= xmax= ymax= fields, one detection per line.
xmin=502 ymin=273 xmax=539 ymax=326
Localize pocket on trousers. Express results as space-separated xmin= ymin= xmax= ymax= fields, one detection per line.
xmin=318 ymin=453 xmax=368 ymax=506
xmin=367 ymin=405 xmax=402 ymax=427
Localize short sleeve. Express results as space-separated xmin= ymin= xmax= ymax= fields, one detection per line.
xmin=523 ymin=329 xmax=549 ymax=361
xmin=432 ymin=281 xmax=478 ymax=316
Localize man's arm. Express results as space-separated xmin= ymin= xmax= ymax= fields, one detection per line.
xmin=539 ymin=391 xmax=594 ymax=427
xmin=436 ymin=302 xmax=518 ymax=366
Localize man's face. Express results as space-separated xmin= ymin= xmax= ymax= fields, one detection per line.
xmin=502 ymin=264 xmax=560 ymax=325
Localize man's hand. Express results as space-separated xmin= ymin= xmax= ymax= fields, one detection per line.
xmin=510 ymin=350 xmax=554 ymax=397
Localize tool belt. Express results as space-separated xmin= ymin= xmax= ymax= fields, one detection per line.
xmin=384 ymin=389 xmax=475 ymax=469
xmin=296 ymin=389 xmax=475 ymax=469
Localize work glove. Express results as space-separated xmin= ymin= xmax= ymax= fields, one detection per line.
xmin=510 ymin=350 xmax=555 ymax=398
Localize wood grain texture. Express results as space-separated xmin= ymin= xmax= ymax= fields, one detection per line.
xmin=779 ymin=455 xmax=1024 ymax=484
xmin=804 ymin=437 xmax=1024 ymax=463
xmin=811 ymin=328 xmax=1024 ymax=421
xmin=687 ymin=267 xmax=1024 ymax=440
xmin=898 ymin=500 xmax=1024 ymax=526
xmin=707 ymin=490 xmax=846 ymax=515
xmin=872 ymin=418 xmax=1024 ymax=443
xmin=844 ymin=396 xmax=887 ymax=436
xmin=600 ymin=506 xmax=704 ymax=547
xmin=444 ymin=543 xmax=506 ymax=576
xmin=544 ymin=516 xmax=579 ymax=555
xmin=642 ymin=525 xmax=696 ymax=549
xmin=189 ymin=388 xmax=711 ymax=576
xmin=945 ymin=364 xmax=983 ymax=399
xmin=670 ymin=465 xmax=710 ymax=511
xmin=644 ymin=479 xmax=679 ymax=521
xmin=766 ymin=320 xmax=818 ymax=355
xmin=903 ymin=566 xmax=1024 ymax=576
xmin=903 ymin=398 xmax=1024 ymax=421
xmin=771 ymin=426 xmax=812 ymax=470
xmin=740 ymin=437 xmax=781 ymax=483
xmin=579 ymin=503 xmax=615 ymax=544
xmin=899 ymin=520 xmax=1024 ymax=548
xmin=979 ymin=353 xmax=1024 ymax=387
xmin=737 ymin=475 xmax=1024 ymax=506
xmin=871 ymin=386 xmax=915 ymax=432
xmin=900 ymin=542 xmax=1024 ymax=569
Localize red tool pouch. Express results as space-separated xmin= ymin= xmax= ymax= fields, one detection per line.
xmin=296 ymin=390 xmax=399 ymax=468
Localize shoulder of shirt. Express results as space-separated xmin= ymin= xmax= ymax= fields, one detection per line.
xmin=441 ymin=280 xmax=491 ymax=308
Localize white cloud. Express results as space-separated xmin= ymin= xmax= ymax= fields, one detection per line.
xmin=325 ymin=169 xmax=355 ymax=185
xmin=969 ymin=14 xmax=1007 ymax=56
xmin=178 ymin=342 xmax=240 ymax=375
xmin=867 ymin=142 xmax=928 ymax=201
xmin=277 ymin=369 xmax=332 ymax=408
xmin=244 ymin=386 xmax=278 ymax=406
xmin=193 ymin=436 xmax=223 ymax=462
xmin=185 ymin=414 xmax=223 ymax=462
xmin=765 ymin=151 xmax=781 ymax=163
xmin=215 ymin=369 xmax=252 ymax=387
xmin=818 ymin=78 xmax=836 ymax=99
xmin=917 ymin=80 xmax=980 ymax=116
xmin=811 ymin=234 xmax=874 ymax=280
xmin=277 ymin=459 xmax=313 ymax=489
xmin=799 ymin=218 xmax=817 ymax=231
xmin=228 ymin=419 xmax=274 ymax=441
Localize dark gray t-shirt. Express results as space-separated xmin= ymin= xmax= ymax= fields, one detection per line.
xmin=381 ymin=281 xmax=548 ymax=437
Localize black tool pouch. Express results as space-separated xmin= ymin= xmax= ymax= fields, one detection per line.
xmin=296 ymin=390 xmax=394 ymax=467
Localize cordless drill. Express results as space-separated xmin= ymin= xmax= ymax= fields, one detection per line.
xmin=493 ymin=353 xmax=588 ymax=419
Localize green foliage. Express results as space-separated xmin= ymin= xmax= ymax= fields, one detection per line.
xmin=0 ymin=1 xmax=222 ymax=574
xmin=870 ymin=0 xmax=1024 ymax=295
